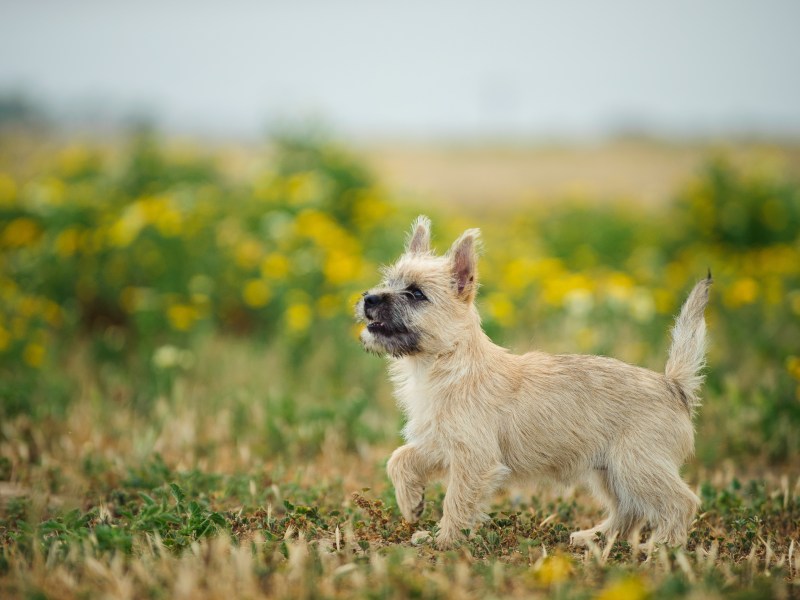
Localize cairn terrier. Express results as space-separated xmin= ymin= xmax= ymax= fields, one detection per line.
xmin=356 ymin=216 xmax=711 ymax=549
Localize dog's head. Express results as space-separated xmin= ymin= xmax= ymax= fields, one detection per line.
xmin=355 ymin=216 xmax=481 ymax=357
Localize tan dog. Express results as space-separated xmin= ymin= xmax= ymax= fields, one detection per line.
xmin=356 ymin=216 xmax=711 ymax=549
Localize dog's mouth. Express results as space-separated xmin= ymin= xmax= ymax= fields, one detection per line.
xmin=367 ymin=320 xmax=403 ymax=337
xmin=361 ymin=315 xmax=420 ymax=357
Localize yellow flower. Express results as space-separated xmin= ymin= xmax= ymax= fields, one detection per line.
xmin=725 ymin=277 xmax=759 ymax=308
xmin=2 ymin=218 xmax=41 ymax=247
xmin=54 ymin=228 xmax=81 ymax=257
xmin=324 ymin=250 xmax=360 ymax=285
xmin=286 ymin=302 xmax=312 ymax=333
xmin=261 ymin=253 xmax=290 ymax=280
xmin=108 ymin=207 xmax=144 ymax=247
xmin=596 ymin=575 xmax=648 ymax=600
xmin=167 ymin=304 xmax=198 ymax=331
xmin=235 ymin=239 xmax=263 ymax=270
xmin=535 ymin=554 xmax=572 ymax=585
xmin=653 ymin=288 xmax=675 ymax=314
xmin=0 ymin=173 xmax=17 ymax=205
xmin=42 ymin=301 xmax=63 ymax=327
xmin=286 ymin=171 xmax=324 ymax=206
xmin=242 ymin=279 xmax=271 ymax=308
xmin=485 ymin=292 xmax=515 ymax=327
xmin=353 ymin=189 xmax=393 ymax=228
xmin=543 ymin=273 xmax=592 ymax=307
xmin=120 ymin=287 xmax=159 ymax=313
xmin=605 ymin=272 xmax=635 ymax=303
xmin=787 ymin=357 xmax=800 ymax=380
xmin=57 ymin=144 xmax=93 ymax=177
xmin=23 ymin=343 xmax=45 ymax=368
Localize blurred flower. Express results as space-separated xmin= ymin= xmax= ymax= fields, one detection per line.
xmin=787 ymin=357 xmax=800 ymax=380
xmin=353 ymin=189 xmax=393 ymax=228
xmin=0 ymin=326 xmax=9 ymax=351
xmin=235 ymin=239 xmax=263 ymax=270
xmin=167 ymin=304 xmax=199 ymax=331
xmin=286 ymin=302 xmax=312 ymax=333
xmin=0 ymin=173 xmax=17 ymax=205
xmin=152 ymin=345 xmax=195 ymax=370
xmin=286 ymin=172 xmax=325 ymax=206
xmin=564 ymin=289 xmax=594 ymax=318
xmin=57 ymin=144 xmax=94 ymax=177
xmin=543 ymin=273 xmax=592 ymax=307
xmin=485 ymin=292 xmax=515 ymax=327
xmin=23 ymin=343 xmax=45 ymax=368
xmin=261 ymin=253 xmax=290 ymax=280
xmin=54 ymin=227 xmax=81 ymax=257
xmin=534 ymin=554 xmax=572 ymax=585
xmin=725 ymin=277 xmax=759 ymax=308
xmin=242 ymin=279 xmax=271 ymax=308
xmin=629 ymin=289 xmax=655 ymax=322
xmin=605 ymin=272 xmax=635 ymax=304
xmin=324 ymin=250 xmax=360 ymax=285
xmin=109 ymin=206 xmax=144 ymax=247
xmin=2 ymin=218 xmax=41 ymax=247
xmin=596 ymin=575 xmax=648 ymax=600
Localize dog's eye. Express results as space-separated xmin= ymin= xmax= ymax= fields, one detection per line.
xmin=405 ymin=285 xmax=427 ymax=301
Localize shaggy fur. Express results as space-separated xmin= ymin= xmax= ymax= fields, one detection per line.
xmin=355 ymin=216 xmax=712 ymax=549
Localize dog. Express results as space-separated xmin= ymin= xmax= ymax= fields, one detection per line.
xmin=356 ymin=216 xmax=711 ymax=549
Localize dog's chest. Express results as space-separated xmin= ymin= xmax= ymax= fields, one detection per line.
xmin=391 ymin=361 xmax=443 ymax=446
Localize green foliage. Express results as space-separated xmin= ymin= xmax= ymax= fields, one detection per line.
xmin=677 ymin=156 xmax=800 ymax=248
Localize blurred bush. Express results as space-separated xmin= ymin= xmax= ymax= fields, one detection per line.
xmin=0 ymin=132 xmax=798 ymax=462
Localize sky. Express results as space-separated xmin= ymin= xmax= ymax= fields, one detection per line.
xmin=1 ymin=0 xmax=799 ymax=140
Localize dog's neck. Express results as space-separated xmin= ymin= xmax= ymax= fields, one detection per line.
xmin=402 ymin=306 xmax=502 ymax=374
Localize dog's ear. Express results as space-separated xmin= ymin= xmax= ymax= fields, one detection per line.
xmin=448 ymin=228 xmax=480 ymax=301
xmin=406 ymin=215 xmax=431 ymax=255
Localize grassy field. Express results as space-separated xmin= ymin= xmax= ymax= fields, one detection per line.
xmin=1 ymin=130 xmax=799 ymax=598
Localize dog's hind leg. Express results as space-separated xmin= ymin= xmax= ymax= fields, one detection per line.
xmin=602 ymin=451 xmax=698 ymax=547
xmin=570 ymin=469 xmax=640 ymax=547
xmin=646 ymin=472 xmax=699 ymax=546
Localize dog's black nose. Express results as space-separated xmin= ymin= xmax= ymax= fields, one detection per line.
xmin=364 ymin=294 xmax=382 ymax=307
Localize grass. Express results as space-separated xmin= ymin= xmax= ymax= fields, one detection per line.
xmin=1 ymin=337 xmax=799 ymax=599
xmin=1 ymin=130 xmax=799 ymax=598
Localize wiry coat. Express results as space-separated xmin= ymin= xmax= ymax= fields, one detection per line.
xmin=356 ymin=216 xmax=712 ymax=549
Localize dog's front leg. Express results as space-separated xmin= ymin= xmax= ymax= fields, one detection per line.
xmin=436 ymin=452 xmax=510 ymax=549
xmin=387 ymin=444 xmax=436 ymax=523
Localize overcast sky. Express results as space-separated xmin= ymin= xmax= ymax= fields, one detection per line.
xmin=1 ymin=0 xmax=799 ymax=139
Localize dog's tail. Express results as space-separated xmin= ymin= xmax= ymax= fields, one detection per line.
xmin=664 ymin=271 xmax=713 ymax=409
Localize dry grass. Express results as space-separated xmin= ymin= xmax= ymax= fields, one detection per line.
xmin=361 ymin=139 xmax=800 ymax=209
xmin=1 ymin=337 xmax=799 ymax=599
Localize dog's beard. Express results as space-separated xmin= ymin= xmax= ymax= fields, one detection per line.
xmin=358 ymin=302 xmax=421 ymax=357
xmin=361 ymin=326 xmax=421 ymax=357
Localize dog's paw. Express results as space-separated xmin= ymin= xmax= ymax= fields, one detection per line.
xmin=434 ymin=532 xmax=461 ymax=550
xmin=569 ymin=529 xmax=601 ymax=547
